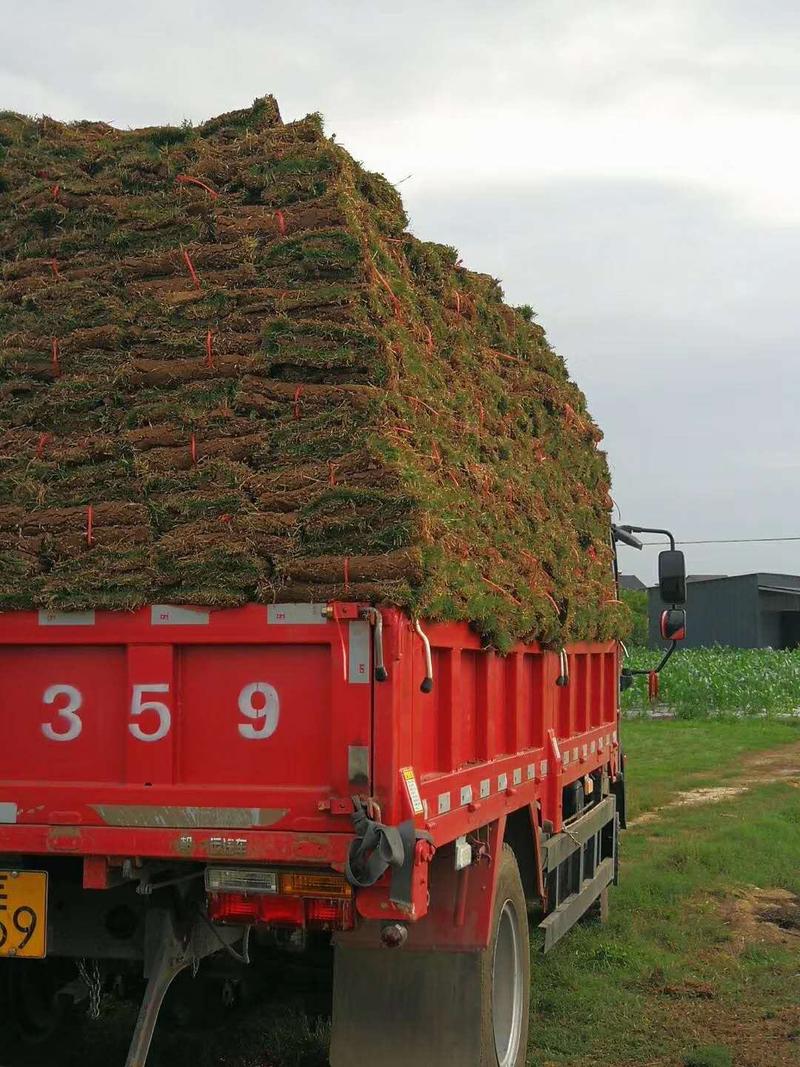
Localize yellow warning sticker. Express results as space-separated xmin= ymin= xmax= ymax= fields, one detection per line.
xmin=400 ymin=766 xmax=424 ymax=816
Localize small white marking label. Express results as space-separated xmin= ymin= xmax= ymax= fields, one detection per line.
xmin=400 ymin=767 xmax=424 ymax=816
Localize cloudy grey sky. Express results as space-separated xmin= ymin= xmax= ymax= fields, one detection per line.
xmin=3 ymin=0 xmax=798 ymax=582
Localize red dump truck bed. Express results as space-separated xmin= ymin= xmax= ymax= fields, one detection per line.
xmin=0 ymin=601 xmax=623 ymax=1067
xmin=0 ymin=602 xmax=618 ymax=860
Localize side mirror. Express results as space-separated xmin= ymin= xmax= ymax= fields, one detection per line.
xmin=658 ymin=549 xmax=686 ymax=605
xmin=660 ymin=608 xmax=686 ymax=642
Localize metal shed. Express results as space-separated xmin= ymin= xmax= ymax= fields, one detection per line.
xmin=648 ymin=573 xmax=800 ymax=649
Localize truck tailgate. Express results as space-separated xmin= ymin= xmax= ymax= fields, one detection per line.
xmin=0 ymin=604 xmax=372 ymax=835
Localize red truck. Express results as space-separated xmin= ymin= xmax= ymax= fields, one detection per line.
xmin=0 ymin=527 xmax=686 ymax=1066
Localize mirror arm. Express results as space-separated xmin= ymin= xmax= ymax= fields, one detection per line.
xmin=622 ymin=640 xmax=677 ymax=678
xmin=618 ymin=525 xmax=676 ymax=551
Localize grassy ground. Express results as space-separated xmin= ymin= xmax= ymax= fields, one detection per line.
xmin=530 ymin=718 xmax=800 ymax=1066
xmin=622 ymin=647 xmax=800 ymax=718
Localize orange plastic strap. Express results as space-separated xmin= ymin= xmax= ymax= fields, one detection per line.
xmin=331 ymin=604 xmax=348 ymax=681
xmin=275 ymin=210 xmax=287 ymax=235
xmin=175 ymin=174 xmax=219 ymax=198
xmin=183 ymin=250 xmax=201 ymax=289
xmin=86 ymin=505 xmax=94 ymax=547
xmin=51 ymin=338 xmax=61 ymax=376
xmin=190 ymin=433 xmax=198 ymax=464
xmin=205 ymin=330 xmax=214 ymax=368
xmin=372 ymin=265 xmax=403 ymax=319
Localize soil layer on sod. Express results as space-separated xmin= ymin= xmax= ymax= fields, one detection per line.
xmin=0 ymin=96 xmax=627 ymax=648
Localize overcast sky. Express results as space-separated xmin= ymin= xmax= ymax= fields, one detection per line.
xmin=2 ymin=0 xmax=798 ymax=582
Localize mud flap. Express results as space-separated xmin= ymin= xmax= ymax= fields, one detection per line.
xmin=330 ymin=944 xmax=483 ymax=1067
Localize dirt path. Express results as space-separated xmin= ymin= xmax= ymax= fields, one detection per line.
xmin=630 ymin=738 xmax=800 ymax=827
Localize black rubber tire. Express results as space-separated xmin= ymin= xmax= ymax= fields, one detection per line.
xmin=479 ymin=844 xmax=530 ymax=1067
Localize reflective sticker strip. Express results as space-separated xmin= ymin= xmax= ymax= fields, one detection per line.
xmin=400 ymin=767 xmax=424 ymax=816
xmin=563 ymin=750 xmax=570 ymax=766
xmin=348 ymin=620 xmax=370 ymax=684
xmin=598 ymin=736 xmax=605 ymax=750
xmin=480 ymin=778 xmax=491 ymax=799
xmin=0 ymin=802 xmax=17 ymax=824
xmin=527 ymin=763 xmax=536 ymax=781
xmin=38 ymin=610 xmax=95 ymax=626
xmin=513 ymin=768 xmax=522 ymax=786
xmin=540 ymin=760 xmax=549 ymax=776
xmin=267 ymin=603 xmax=327 ymax=624
xmin=92 ymin=805 xmax=287 ymax=828
xmin=590 ymin=740 xmax=597 ymax=754
xmin=438 ymin=792 xmax=451 ymax=815
xmin=572 ymin=747 xmax=579 ymax=762
xmin=460 ymin=785 xmax=473 ymax=806
xmin=582 ymin=744 xmax=588 ymax=758
xmin=151 ymin=605 xmax=209 ymax=626
xmin=498 ymin=773 xmax=508 ymax=791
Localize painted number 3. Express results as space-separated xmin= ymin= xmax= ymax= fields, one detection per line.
xmin=40 ymin=682 xmax=280 ymax=743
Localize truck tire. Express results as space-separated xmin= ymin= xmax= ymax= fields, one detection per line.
xmin=330 ymin=843 xmax=530 ymax=1067
xmin=481 ymin=844 xmax=530 ymax=1067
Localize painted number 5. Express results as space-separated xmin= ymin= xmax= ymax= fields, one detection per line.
xmin=129 ymin=684 xmax=171 ymax=742
xmin=41 ymin=684 xmax=83 ymax=742
xmin=238 ymin=682 xmax=279 ymax=740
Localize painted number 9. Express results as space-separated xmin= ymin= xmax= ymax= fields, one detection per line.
xmin=238 ymin=682 xmax=280 ymax=740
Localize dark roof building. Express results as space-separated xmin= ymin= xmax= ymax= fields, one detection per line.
xmin=648 ymin=573 xmax=800 ymax=650
xmin=618 ymin=574 xmax=646 ymax=592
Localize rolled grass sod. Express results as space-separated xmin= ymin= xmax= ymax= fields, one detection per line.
xmin=0 ymin=97 xmax=627 ymax=648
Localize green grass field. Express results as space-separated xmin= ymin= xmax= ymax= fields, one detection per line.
xmin=622 ymin=647 xmax=800 ymax=718
xmin=529 ymin=717 xmax=800 ymax=1066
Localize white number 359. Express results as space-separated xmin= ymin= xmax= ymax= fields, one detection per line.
xmin=40 ymin=681 xmax=280 ymax=743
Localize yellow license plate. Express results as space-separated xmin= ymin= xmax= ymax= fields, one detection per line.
xmin=0 ymin=870 xmax=47 ymax=959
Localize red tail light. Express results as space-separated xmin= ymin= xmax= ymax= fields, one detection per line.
xmin=208 ymin=892 xmax=354 ymax=931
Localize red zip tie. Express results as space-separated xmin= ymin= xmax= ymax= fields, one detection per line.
xmin=328 ymin=461 xmax=337 ymax=487
xmin=182 ymin=250 xmax=201 ymax=289
xmin=205 ymin=330 xmax=215 ymax=368
xmin=35 ymin=433 xmax=50 ymax=458
xmin=343 ymin=557 xmax=350 ymax=593
xmin=51 ymin=338 xmax=61 ymax=377
xmin=175 ymin=174 xmax=219 ymax=199
xmin=190 ymin=433 xmax=198 ymax=464
xmin=49 ymin=260 xmax=60 ymax=278
xmin=275 ymin=210 xmax=287 ymax=235
xmin=86 ymin=505 xmax=94 ymax=547
xmin=293 ymin=386 xmax=304 ymax=421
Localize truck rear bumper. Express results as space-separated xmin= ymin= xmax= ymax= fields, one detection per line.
xmin=0 ymin=824 xmax=350 ymax=867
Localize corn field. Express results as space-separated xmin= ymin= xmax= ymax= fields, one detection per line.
xmin=621 ymin=646 xmax=800 ymax=717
